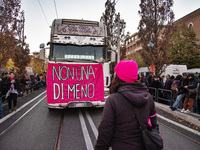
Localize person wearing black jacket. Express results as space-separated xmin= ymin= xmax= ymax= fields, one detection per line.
xmin=181 ymin=74 xmax=198 ymax=113
xmin=0 ymin=77 xmax=4 ymax=118
xmin=5 ymin=72 xmax=22 ymax=113
xmin=170 ymin=73 xmax=188 ymax=111
xmin=196 ymin=74 xmax=200 ymax=114
xmin=1 ymin=72 xmax=9 ymax=102
xmin=151 ymin=76 xmax=162 ymax=89
xmin=164 ymin=74 xmax=173 ymax=103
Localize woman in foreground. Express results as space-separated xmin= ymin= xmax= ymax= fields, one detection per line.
xmin=95 ymin=60 xmax=159 ymax=150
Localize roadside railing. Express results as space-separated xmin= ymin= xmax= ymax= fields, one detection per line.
xmin=148 ymin=87 xmax=198 ymax=114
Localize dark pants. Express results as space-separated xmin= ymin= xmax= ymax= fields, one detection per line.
xmin=7 ymin=93 xmax=18 ymax=110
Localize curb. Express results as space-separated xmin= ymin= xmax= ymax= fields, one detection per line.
xmin=155 ymin=102 xmax=200 ymax=128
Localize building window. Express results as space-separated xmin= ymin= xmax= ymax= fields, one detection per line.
xmin=188 ymin=23 xmax=193 ymax=31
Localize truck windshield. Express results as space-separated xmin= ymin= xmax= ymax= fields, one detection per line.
xmin=50 ymin=43 xmax=107 ymax=63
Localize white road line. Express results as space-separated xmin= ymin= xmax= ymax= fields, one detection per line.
xmin=157 ymin=114 xmax=200 ymax=136
xmin=85 ymin=110 xmax=98 ymax=139
xmin=78 ymin=110 xmax=94 ymax=150
xmin=0 ymin=96 xmax=46 ymax=137
xmin=0 ymin=91 xmax=46 ymax=124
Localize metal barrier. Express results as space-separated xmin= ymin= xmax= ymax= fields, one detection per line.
xmin=148 ymin=88 xmax=175 ymax=106
xmin=148 ymin=87 xmax=157 ymax=102
xmin=148 ymin=87 xmax=199 ymax=114
xmin=157 ymin=88 xmax=173 ymax=106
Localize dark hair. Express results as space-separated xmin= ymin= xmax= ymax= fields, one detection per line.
xmin=9 ymin=71 xmax=14 ymax=75
xmin=182 ymin=72 xmax=187 ymax=76
xmin=175 ymin=75 xmax=182 ymax=80
xmin=170 ymin=75 xmax=175 ymax=80
xmin=137 ymin=75 xmax=140 ymax=80
xmin=154 ymin=75 xmax=159 ymax=78
xmin=187 ymin=73 xmax=194 ymax=78
xmin=109 ymin=75 xmax=125 ymax=94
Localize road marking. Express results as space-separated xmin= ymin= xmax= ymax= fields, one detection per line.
xmin=0 ymin=91 xmax=46 ymax=124
xmin=54 ymin=110 xmax=65 ymax=150
xmin=0 ymin=96 xmax=46 ymax=137
xmin=85 ymin=110 xmax=98 ymax=139
xmin=157 ymin=114 xmax=200 ymax=136
xmin=78 ymin=110 xmax=94 ymax=150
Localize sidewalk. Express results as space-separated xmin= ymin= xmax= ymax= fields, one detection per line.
xmin=155 ymin=102 xmax=200 ymax=128
xmin=1 ymin=87 xmax=46 ymax=117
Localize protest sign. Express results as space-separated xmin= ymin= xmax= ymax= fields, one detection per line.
xmin=47 ymin=63 xmax=104 ymax=104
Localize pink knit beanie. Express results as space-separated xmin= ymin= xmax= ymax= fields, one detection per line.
xmin=114 ymin=60 xmax=138 ymax=83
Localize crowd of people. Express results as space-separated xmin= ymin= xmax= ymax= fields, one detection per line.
xmin=0 ymin=71 xmax=46 ymax=118
xmin=138 ymin=72 xmax=200 ymax=114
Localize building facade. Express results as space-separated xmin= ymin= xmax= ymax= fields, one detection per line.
xmin=174 ymin=8 xmax=200 ymax=45
xmin=124 ymin=8 xmax=200 ymax=59
xmin=124 ymin=32 xmax=143 ymax=57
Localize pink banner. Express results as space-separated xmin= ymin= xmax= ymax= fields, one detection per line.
xmin=46 ymin=63 xmax=104 ymax=104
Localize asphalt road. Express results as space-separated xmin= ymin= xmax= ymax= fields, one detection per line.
xmin=0 ymin=90 xmax=199 ymax=150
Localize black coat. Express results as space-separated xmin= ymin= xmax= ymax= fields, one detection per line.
xmin=0 ymin=78 xmax=3 ymax=97
xmin=5 ymin=78 xmax=22 ymax=94
xmin=186 ymin=77 xmax=198 ymax=99
xmin=1 ymin=77 xmax=8 ymax=95
xmin=95 ymin=83 xmax=158 ymax=150
xmin=177 ymin=78 xmax=188 ymax=95
xmin=151 ymin=80 xmax=162 ymax=89
xmin=164 ymin=78 xmax=173 ymax=90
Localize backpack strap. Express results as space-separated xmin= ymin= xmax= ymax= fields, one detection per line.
xmin=118 ymin=92 xmax=146 ymax=130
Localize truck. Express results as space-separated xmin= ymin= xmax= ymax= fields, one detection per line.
xmin=40 ymin=19 xmax=114 ymax=109
xmin=138 ymin=64 xmax=187 ymax=82
xmin=161 ymin=64 xmax=187 ymax=78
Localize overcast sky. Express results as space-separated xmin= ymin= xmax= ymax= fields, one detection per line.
xmin=21 ymin=0 xmax=200 ymax=54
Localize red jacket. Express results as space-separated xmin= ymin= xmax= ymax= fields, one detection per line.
xmin=95 ymin=83 xmax=158 ymax=150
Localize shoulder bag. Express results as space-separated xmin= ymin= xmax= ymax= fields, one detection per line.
xmin=119 ymin=93 xmax=163 ymax=150
xmin=188 ymin=88 xmax=197 ymax=96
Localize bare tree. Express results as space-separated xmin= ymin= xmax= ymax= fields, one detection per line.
xmin=101 ymin=0 xmax=126 ymax=52
xmin=101 ymin=0 xmax=126 ymax=73
xmin=138 ymin=0 xmax=174 ymax=75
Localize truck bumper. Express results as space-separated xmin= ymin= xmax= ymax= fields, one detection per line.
xmin=47 ymin=100 xmax=106 ymax=109
xmin=47 ymin=88 xmax=109 ymax=109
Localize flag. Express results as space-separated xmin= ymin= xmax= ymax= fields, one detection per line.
xmin=149 ymin=42 xmax=154 ymax=47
